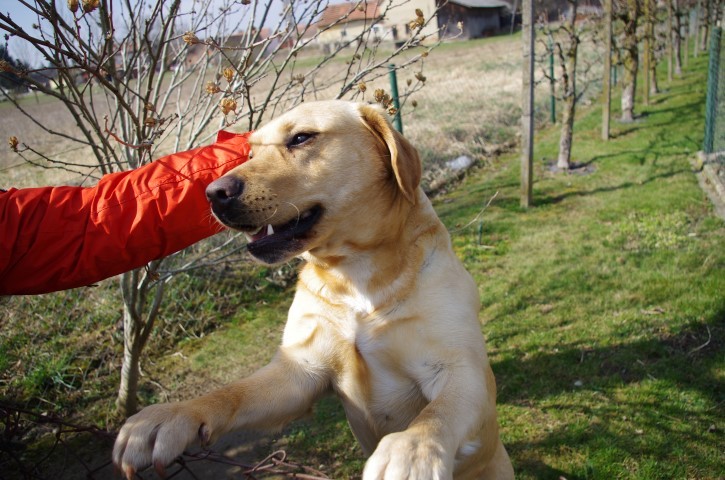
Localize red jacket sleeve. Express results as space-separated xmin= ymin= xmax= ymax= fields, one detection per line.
xmin=0 ymin=130 xmax=250 ymax=295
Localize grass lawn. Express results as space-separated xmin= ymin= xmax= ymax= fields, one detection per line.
xmin=303 ymin=56 xmax=721 ymax=480
xmin=436 ymin=54 xmax=724 ymax=478
xmin=1 ymin=44 xmax=722 ymax=480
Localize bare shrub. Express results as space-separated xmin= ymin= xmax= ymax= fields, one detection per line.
xmin=0 ymin=0 xmax=441 ymax=417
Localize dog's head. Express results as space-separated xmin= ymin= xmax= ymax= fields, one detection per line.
xmin=206 ymin=100 xmax=422 ymax=265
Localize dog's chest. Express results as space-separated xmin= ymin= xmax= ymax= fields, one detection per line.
xmin=334 ymin=312 xmax=433 ymax=432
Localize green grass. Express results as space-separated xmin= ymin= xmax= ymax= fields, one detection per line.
xmin=180 ymin=51 xmax=724 ymax=479
xmin=1 ymin=43 xmax=723 ymax=480
xmin=433 ymin=54 xmax=724 ymax=479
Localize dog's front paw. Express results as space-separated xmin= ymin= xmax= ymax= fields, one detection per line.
xmin=363 ymin=431 xmax=452 ymax=480
xmin=113 ymin=402 xmax=212 ymax=478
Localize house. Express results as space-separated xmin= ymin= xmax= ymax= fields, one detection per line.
xmin=174 ymin=28 xmax=284 ymax=72
xmin=315 ymin=0 xmax=512 ymax=50
xmin=314 ymin=1 xmax=385 ymax=53
xmin=380 ymin=0 xmax=441 ymax=45
xmin=436 ymin=0 xmax=512 ymax=39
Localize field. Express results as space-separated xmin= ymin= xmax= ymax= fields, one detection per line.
xmin=1 ymin=33 xmax=724 ymax=479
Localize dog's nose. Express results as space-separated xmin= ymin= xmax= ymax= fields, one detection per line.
xmin=206 ymin=176 xmax=244 ymax=209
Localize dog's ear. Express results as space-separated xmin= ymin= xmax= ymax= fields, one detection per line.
xmin=359 ymin=103 xmax=422 ymax=204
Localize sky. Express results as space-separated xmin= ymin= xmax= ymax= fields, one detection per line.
xmin=3 ymin=0 xmax=286 ymax=67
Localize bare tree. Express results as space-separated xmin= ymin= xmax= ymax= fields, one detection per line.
xmin=614 ymin=0 xmax=641 ymax=123
xmin=553 ymin=2 xmax=579 ymax=171
xmin=537 ymin=1 xmax=603 ymax=170
xmin=1 ymin=0 xmax=439 ymax=417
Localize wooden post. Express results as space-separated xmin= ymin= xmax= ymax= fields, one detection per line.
xmin=521 ymin=0 xmax=535 ymax=208
xmin=602 ymin=0 xmax=612 ymax=141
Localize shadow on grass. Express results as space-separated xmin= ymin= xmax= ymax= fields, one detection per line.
xmin=535 ymin=168 xmax=688 ymax=206
xmin=493 ymin=309 xmax=724 ymax=479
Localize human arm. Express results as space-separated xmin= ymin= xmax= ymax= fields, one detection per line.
xmin=0 ymin=130 xmax=250 ymax=295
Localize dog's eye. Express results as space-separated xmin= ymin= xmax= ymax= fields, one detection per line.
xmin=287 ymin=132 xmax=315 ymax=148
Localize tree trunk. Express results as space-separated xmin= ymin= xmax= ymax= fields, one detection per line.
xmin=643 ymin=0 xmax=651 ymax=105
xmin=667 ymin=0 xmax=674 ymax=81
xmin=618 ymin=0 xmax=640 ymax=123
xmin=701 ymin=0 xmax=711 ymax=51
xmin=117 ymin=268 xmax=165 ymax=418
xmin=649 ymin=56 xmax=659 ymax=95
xmin=620 ymin=9 xmax=639 ymax=123
xmin=557 ymin=2 xmax=579 ymax=170
xmin=646 ymin=0 xmax=659 ymax=95
xmin=557 ymin=91 xmax=576 ymax=169
xmin=673 ymin=0 xmax=683 ymax=76
xmin=117 ymin=310 xmax=141 ymax=417
xmin=695 ymin=0 xmax=703 ymax=57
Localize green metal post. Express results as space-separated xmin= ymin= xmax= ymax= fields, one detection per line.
xmin=703 ymin=27 xmax=721 ymax=154
xmin=388 ymin=64 xmax=403 ymax=133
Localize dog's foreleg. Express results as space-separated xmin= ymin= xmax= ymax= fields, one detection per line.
xmin=113 ymin=348 xmax=329 ymax=478
xmin=362 ymin=355 xmax=498 ymax=480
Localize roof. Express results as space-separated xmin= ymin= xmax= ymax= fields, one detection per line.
xmin=449 ymin=0 xmax=512 ymax=9
xmin=316 ymin=1 xmax=381 ymax=28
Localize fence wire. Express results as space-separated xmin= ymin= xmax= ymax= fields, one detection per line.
xmin=0 ymin=403 xmax=329 ymax=480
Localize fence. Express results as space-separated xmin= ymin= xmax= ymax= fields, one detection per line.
xmin=0 ymin=403 xmax=329 ymax=480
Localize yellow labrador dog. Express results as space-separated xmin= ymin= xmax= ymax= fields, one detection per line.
xmin=113 ymin=100 xmax=514 ymax=479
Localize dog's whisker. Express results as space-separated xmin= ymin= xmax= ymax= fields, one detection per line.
xmin=261 ymin=206 xmax=279 ymax=224
xmin=281 ymin=201 xmax=302 ymax=225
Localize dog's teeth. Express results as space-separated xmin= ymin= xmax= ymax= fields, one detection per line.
xmin=267 ymin=224 xmax=274 ymax=236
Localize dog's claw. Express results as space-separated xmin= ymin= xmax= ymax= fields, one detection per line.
xmin=199 ymin=424 xmax=211 ymax=446
xmin=123 ymin=465 xmax=136 ymax=479
xmin=154 ymin=460 xmax=167 ymax=478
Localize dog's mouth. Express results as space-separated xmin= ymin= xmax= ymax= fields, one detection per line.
xmin=233 ymin=205 xmax=323 ymax=264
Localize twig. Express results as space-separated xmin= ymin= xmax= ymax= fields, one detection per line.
xmin=688 ymin=325 xmax=712 ymax=356
xmin=103 ymin=115 xmax=152 ymax=150
xmin=183 ymin=449 xmax=330 ymax=479
xmin=451 ymin=191 xmax=500 ymax=233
